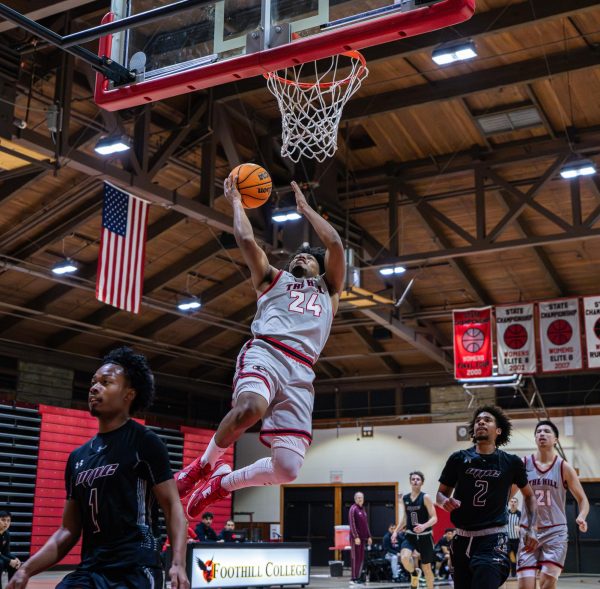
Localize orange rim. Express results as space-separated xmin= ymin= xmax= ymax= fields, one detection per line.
xmin=264 ymin=50 xmax=367 ymax=90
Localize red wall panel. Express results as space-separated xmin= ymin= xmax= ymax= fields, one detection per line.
xmin=180 ymin=426 xmax=234 ymax=537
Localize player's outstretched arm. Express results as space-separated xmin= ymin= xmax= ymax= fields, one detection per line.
xmin=392 ymin=500 xmax=406 ymax=539
xmin=7 ymin=500 xmax=81 ymax=589
xmin=154 ymin=479 xmax=191 ymax=589
xmin=224 ymin=175 xmax=276 ymax=294
xmin=291 ymin=182 xmax=345 ymax=295
xmin=563 ymin=462 xmax=590 ymax=532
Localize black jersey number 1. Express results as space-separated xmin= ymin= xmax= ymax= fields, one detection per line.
xmin=473 ymin=480 xmax=488 ymax=507
xmin=89 ymin=488 xmax=101 ymax=533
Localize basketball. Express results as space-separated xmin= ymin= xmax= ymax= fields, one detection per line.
xmin=462 ymin=328 xmax=485 ymax=353
xmin=504 ymin=324 xmax=528 ymax=350
xmin=547 ymin=319 xmax=573 ymax=346
xmin=230 ymin=163 xmax=272 ymax=209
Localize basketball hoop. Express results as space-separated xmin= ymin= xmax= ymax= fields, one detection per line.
xmin=265 ymin=50 xmax=368 ymax=163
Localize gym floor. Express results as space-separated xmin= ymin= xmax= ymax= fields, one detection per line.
xmin=9 ymin=569 xmax=599 ymax=588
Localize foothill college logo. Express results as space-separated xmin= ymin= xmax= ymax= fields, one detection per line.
xmin=195 ymin=557 xmax=308 ymax=584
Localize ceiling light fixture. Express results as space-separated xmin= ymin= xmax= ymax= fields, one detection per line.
xmin=52 ymin=259 xmax=78 ymax=275
xmin=94 ymin=135 xmax=131 ymax=156
xmin=432 ymin=40 xmax=477 ymax=65
xmin=379 ymin=265 xmax=406 ymax=276
xmin=177 ymin=296 xmax=201 ymax=311
xmin=272 ymin=207 xmax=302 ymax=223
xmin=559 ymin=160 xmax=597 ymax=180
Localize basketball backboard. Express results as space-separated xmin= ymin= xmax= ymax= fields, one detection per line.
xmin=95 ymin=0 xmax=475 ymax=110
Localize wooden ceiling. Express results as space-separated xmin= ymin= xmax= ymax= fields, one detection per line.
xmin=0 ymin=0 xmax=599 ymax=408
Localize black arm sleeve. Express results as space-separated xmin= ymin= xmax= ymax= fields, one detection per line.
xmin=64 ymin=453 xmax=75 ymax=500
xmin=138 ymin=431 xmax=173 ymax=487
xmin=0 ymin=531 xmax=11 ymax=566
xmin=513 ymin=454 xmax=529 ymax=488
xmin=439 ymin=452 xmax=461 ymax=487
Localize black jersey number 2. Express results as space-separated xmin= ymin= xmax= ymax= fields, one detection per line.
xmin=473 ymin=480 xmax=488 ymax=507
xmin=89 ymin=488 xmax=101 ymax=533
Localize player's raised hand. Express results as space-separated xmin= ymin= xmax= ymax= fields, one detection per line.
xmin=576 ymin=515 xmax=588 ymax=533
xmin=291 ymin=181 xmax=309 ymax=215
xmin=169 ymin=563 xmax=190 ymax=589
xmin=223 ymin=174 xmax=242 ymax=206
xmin=442 ymin=497 xmax=461 ymax=512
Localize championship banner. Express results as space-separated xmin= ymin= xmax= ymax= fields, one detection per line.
xmin=583 ymin=296 xmax=600 ymax=368
xmin=453 ymin=307 xmax=493 ymax=379
xmin=538 ymin=299 xmax=582 ymax=373
xmin=496 ymin=304 xmax=536 ymax=375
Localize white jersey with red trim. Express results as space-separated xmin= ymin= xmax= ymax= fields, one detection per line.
xmin=520 ymin=454 xmax=567 ymax=529
xmin=251 ymin=270 xmax=333 ymax=363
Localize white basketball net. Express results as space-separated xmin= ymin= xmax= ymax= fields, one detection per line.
xmin=266 ymin=51 xmax=369 ymax=163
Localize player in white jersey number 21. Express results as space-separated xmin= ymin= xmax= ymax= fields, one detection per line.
xmin=517 ymin=420 xmax=590 ymax=589
xmin=178 ymin=178 xmax=345 ymax=518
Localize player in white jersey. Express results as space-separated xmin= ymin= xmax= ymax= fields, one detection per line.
xmin=178 ymin=177 xmax=345 ymax=517
xmin=517 ymin=420 xmax=589 ymax=589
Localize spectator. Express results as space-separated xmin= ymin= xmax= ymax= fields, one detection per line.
xmin=218 ymin=520 xmax=244 ymax=543
xmin=194 ymin=513 xmax=218 ymax=542
xmin=0 ymin=511 xmax=20 ymax=589
xmin=349 ymin=492 xmax=372 ymax=586
xmin=434 ymin=528 xmax=454 ymax=579
xmin=382 ymin=523 xmax=402 ymax=582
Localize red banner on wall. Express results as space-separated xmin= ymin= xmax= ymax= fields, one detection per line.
xmin=496 ymin=304 xmax=536 ymax=375
xmin=453 ymin=307 xmax=493 ymax=379
xmin=538 ymin=298 xmax=582 ymax=373
xmin=583 ymin=296 xmax=600 ymax=369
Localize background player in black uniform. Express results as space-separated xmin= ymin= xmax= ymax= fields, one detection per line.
xmin=392 ymin=472 xmax=437 ymax=589
xmin=436 ymin=405 xmax=538 ymax=589
xmin=8 ymin=347 xmax=190 ymax=589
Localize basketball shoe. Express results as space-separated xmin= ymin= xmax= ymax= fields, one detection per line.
xmin=186 ymin=463 xmax=232 ymax=519
xmin=410 ymin=568 xmax=422 ymax=589
xmin=175 ymin=458 xmax=226 ymax=499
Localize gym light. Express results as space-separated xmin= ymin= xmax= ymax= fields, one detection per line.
xmin=379 ymin=265 xmax=406 ymax=276
xmin=94 ymin=135 xmax=131 ymax=156
xmin=272 ymin=207 xmax=302 ymax=223
xmin=432 ymin=40 xmax=477 ymax=65
xmin=52 ymin=259 xmax=78 ymax=275
xmin=559 ymin=160 xmax=597 ymax=179
xmin=177 ymin=296 xmax=201 ymax=311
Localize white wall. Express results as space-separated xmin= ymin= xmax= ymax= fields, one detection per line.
xmin=233 ymin=415 xmax=600 ymax=522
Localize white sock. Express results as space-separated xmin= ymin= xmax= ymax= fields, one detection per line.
xmin=200 ymin=436 xmax=227 ymax=468
xmin=221 ymin=447 xmax=303 ymax=492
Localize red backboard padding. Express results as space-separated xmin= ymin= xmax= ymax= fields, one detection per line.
xmin=180 ymin=426 xmax=234 ymax=536
xmin=31 ymin=406 xmax=230 ymax=565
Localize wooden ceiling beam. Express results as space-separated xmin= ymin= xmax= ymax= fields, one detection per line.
xmin=352 ymin=324 xmax=403 ymax=373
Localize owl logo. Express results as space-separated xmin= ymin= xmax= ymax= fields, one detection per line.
xmin=196 ymin=557 xmax=215 ymax=583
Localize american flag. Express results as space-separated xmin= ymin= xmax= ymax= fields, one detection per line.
xmin=96 ymin=182 xmax=149 ymax=314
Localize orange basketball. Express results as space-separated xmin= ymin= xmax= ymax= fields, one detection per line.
xmin=230 ymin=163 xmax=272 ymax=209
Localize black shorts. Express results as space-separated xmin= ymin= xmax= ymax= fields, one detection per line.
xmin=450 ymin=532 xmax=510 ymax=589
xmin=401 ymin=532 xmax=435 ymax=564
xmin=57 ymin=566 xmax=163 ymax=589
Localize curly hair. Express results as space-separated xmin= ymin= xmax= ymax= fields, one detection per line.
xmin=535 ymin=419 xmax=559 ymax=438
xmin=286 ymin=244 xmax=326 ymax=276
xmin=467 ymin=405 xmax=512 ymax=447
xmin=102 ymin=347 xmax=155 ymax=414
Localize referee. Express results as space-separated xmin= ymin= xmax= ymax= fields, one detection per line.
xmin=507 ymin=497 xmax=521 ymax=578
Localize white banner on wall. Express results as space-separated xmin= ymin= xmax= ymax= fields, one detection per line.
xmin=583 ymin=296 xmax=600 ymax=369
xmin=190 ymin=546 xmax=310 ymax=588
xmin=496 ymin=304 xmax=536 ymax=375
xmin=538 ymin=298 xmax=582 ymax=373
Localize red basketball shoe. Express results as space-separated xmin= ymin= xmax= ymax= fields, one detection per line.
xmin=186 ymin=463 xmax=232 ymax=519
xmin=175 ymin=458 xmax=226 ymax=499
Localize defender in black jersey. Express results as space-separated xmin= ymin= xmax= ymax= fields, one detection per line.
xmin=436 ymin=406 xmax=538 ymax=589
xmin=8 ymin=348 xmax=190 ymax=589
xmin=392 ymin=472 xmax=437 ymax=589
